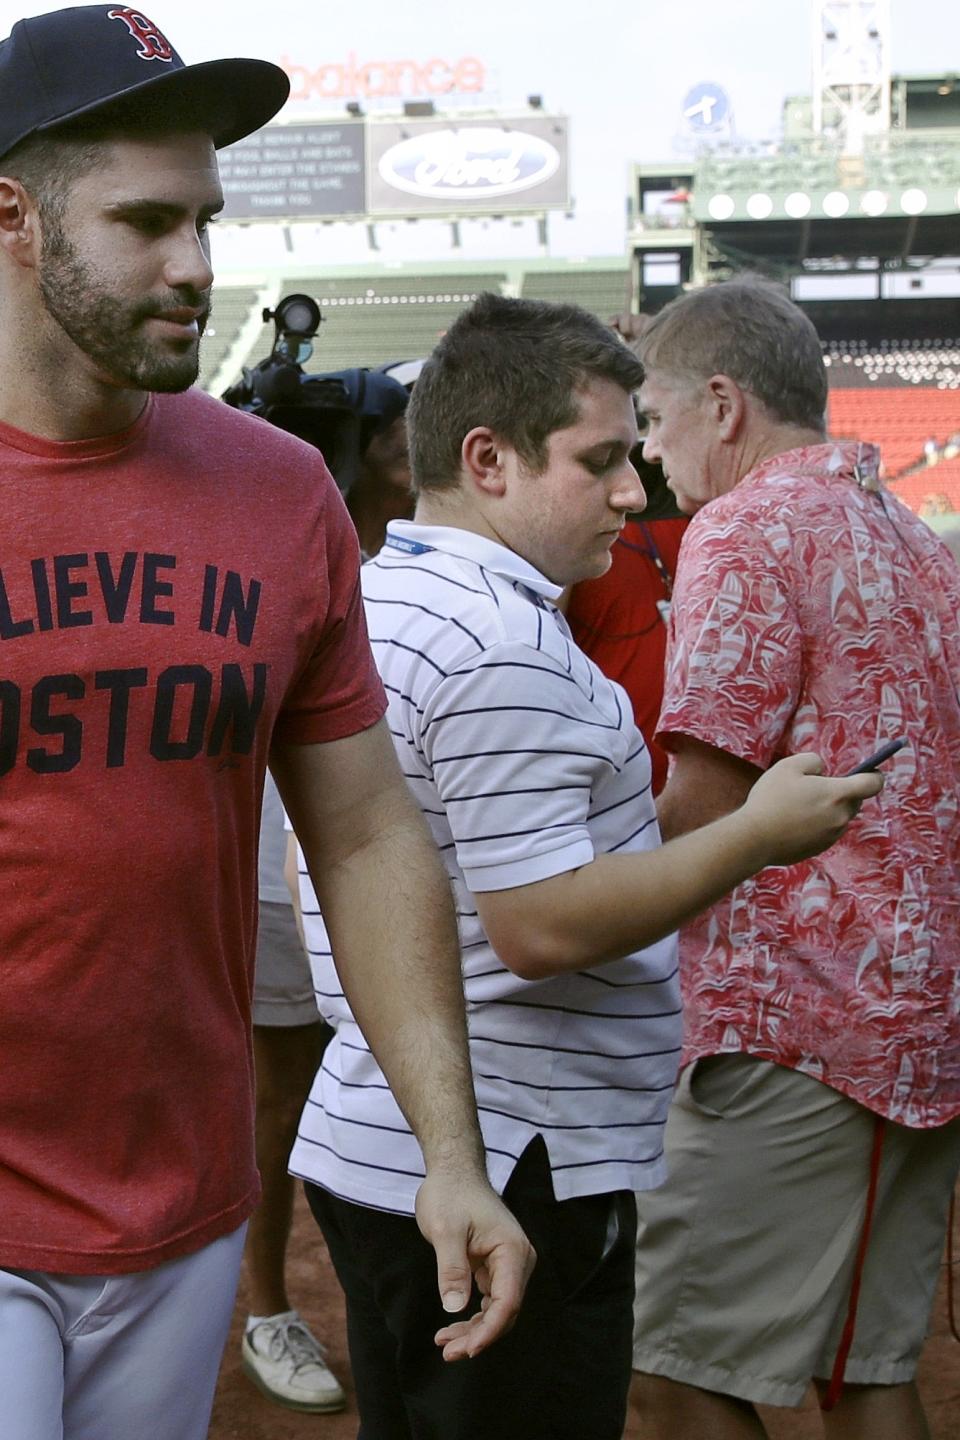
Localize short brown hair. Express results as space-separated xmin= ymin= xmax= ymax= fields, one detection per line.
xmin=637 ymin=277 xmax=827 ymax=432
xmin=407 ymin=292 xmax=644 ymax=492
xmin=1 ymin=105 xmax=211 ymax=226
xmin=0 ymin=130 xmax=106 ymax=227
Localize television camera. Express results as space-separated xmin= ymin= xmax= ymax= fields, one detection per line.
xmin=220 ymin=293 xmax=409 ymax=496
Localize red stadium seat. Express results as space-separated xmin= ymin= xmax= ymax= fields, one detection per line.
xmin=888 ymin=453 xmax=960 ymax=516
xmin=828 ymin=387 xmax=960 ymax=480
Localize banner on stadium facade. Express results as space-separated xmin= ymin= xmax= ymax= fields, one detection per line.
xmin=218 ymin=114 xmax=570 ymax=221
xmin=218 ymin=121 xmax=367 ymax=221
xmin=367 ymin=115 xmax=569 ymax=215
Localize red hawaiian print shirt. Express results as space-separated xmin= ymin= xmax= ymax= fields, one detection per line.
xmin=658 ymin=441 xmax=960 ymax=1126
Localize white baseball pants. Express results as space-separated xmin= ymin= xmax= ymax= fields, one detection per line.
xmin=0 ymin=1224 xmax=246 ymax=1440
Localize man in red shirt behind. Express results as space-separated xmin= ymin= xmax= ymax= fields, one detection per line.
xmin=565 ymin=461 xmax=687 ymax=794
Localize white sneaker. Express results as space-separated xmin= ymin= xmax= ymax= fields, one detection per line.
xmin=241 ymin=1311 xmax=347 ymax=1413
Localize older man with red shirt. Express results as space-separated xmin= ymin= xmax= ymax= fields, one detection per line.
xmin=629 ymin=278 xmax=960 ymax=1440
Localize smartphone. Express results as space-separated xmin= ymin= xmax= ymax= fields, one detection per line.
xmin=844 ymin=737 xmax=907 ymax=776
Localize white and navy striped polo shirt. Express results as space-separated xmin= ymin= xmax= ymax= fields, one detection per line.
xmin=289 ymin=521 xmax=681 ymax=1214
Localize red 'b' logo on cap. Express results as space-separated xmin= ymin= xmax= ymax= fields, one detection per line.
xmin=106 ymin=8 xmax=174 ymax=62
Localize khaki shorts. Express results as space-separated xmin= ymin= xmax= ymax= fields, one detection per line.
xmin=252 ymin=900 xmax=320 ymax=1028
xmin=633 ymin=1055 xmax=960 ymax=1407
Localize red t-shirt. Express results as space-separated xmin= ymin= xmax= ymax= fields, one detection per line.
xmin=566 ymin=518 xmax=688 ymax=794
xmin=0 ymin=389 xmax=386 ymax=1272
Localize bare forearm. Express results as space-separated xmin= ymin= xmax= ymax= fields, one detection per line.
xmin=306 ymin=801 xmax=485 ymax=1176
xmin=272 ymin=725 xmax=486 ymax=1177
xmin=480 ymin=754 xmax=881 ymax=978
xmin=270 ymin=725 xmax=534 ymax=1343
xmin=485 ymin=804 xmax=768 ymax=976
xmin=656 ymin=739 xmax=761 ymax=840
xmin=568 ymin=808 xmax=771 ymax=958
xmin=283 ymin=831 xmax=306 ymax=950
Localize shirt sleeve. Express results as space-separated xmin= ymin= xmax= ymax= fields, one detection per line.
xmin=418 ymin=639 xmax=633 ymax=892
xmin=273 ymin=467 xmax=387 ymax=745
xmin=657 ymin=509 xmax=803 ymax=769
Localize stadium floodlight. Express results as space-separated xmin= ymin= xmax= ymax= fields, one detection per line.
xmin=746 ymin=193 xmax=774 ymax=219
xmin=860 ymin=189 xmax=888 ymax=215
xmin=813 ymin=0 xmax=891 ymax=152
xmin=822 ymin=190 xmax=850 ymax=216
xmin=707 ymin=194 xmax=736 ymax=220
xmin=784 ymin=191 xmax=812 ymax=218
xmin=901 ymin=188 xmax=928 ymax=215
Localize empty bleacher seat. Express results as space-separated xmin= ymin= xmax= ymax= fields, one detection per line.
xmin=823 ymin=337 xmax=960 ymax=390
xmin=198 ymin=286 xmax=260 ymax=392
xmin=520 ymin=270 xmax=631 ymax=321
xmin=828 ymin=386 xmax=960 ymax=478
xmin=889 ymin=453 xmax=960 ymax=516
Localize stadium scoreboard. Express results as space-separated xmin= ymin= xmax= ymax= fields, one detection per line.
xmin=218 ymin=114 xmax=570 ymax=222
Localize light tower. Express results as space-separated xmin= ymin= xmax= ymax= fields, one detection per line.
xmin=811 ymin=0 xmax=892 ymax=153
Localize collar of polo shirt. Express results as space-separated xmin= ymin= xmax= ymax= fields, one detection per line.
xmin=385 ymin=521 xmax=564 ymax=603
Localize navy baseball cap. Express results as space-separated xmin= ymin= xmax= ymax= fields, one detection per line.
xmin=0 ymin=5 xmax=290 ymax=158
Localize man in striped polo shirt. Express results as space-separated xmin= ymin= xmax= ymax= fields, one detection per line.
xmin=291 ymin=294 xmax=882 ymax=1440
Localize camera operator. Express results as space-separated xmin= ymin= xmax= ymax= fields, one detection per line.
xmin=346 ymin=361 xmax=425 ymax=557
xmin=344 ymin=364 xmax=419 ymax=558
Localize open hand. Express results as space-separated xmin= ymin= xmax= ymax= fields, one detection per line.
xmin=415 ymin=1169 xmax=536 ymax=1361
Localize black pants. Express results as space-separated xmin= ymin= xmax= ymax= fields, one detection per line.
xmin=305 ymin=1136 xmax=636 ymax=1440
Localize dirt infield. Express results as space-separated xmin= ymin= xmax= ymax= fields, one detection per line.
xmin=210 ymin=1187 xmax=960 ymax=1439
xmin=210 ymin=1189 xmax=353 ymax=1440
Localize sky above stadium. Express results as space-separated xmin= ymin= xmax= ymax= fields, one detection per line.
xmin=2 ymin=0 xmax=958 ymax=257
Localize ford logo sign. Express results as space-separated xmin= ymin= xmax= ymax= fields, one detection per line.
xmin=378 ymin=127 xmax=560 ymax=200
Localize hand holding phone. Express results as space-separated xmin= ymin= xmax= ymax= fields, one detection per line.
xmin=844 ymin=737 xmax=906 ymax=776
xmin=744 ymin=752 xmax=883 ymax=867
